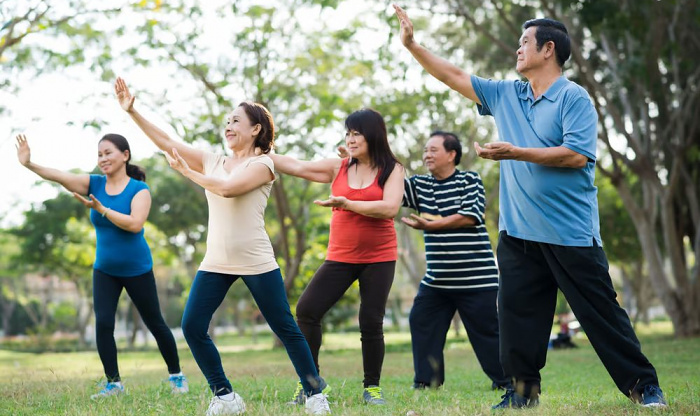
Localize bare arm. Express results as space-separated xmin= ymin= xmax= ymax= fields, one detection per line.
xmin=401 ymin=212 xmax=477 ymax=231
xmin=73 ymin=190 xmax=151 ymax=233
xmin=115 ymin=77 xmax=205 ymax=173
xmin=315 ymin=164 xmax=405 ymax=219
xmin=394 ymin=4 xmax=481 ymax=104
xmin=165 ymin=149 xmax=274 ymax=198
xmin=268 ymin=153 xmax=342 ymax=183
xmin=474 ymin=142 xmax=588 ymax=168
xmin=16 ymin=134 xmax=90 ymax=195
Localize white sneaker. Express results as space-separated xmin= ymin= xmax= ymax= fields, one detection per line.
xmin=305 ymin=393 xmax=331 ymax=415
xmin=205 ymin=392 xmax=246 ymax=415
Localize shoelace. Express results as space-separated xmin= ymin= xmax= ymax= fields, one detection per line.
xmin=291 ymin=382 xmax=303 ymax=401
xmin=98 ymin=382 xmax=121 ymax=394
xmin=313 ymin=394 xmax=330 ymax=410
xmin=499 ymin=389 xmax=515 ymax=402
xmin=365 ymin=386 xmax=382 ymax=399
xmin=644 ymin=385 xmax=662 ymax=398
xmin=170 ymin=376 xmax=186 ymax=388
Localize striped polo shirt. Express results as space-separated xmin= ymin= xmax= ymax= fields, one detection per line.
xmin=403 ymin=170 xmax=499 ymax=291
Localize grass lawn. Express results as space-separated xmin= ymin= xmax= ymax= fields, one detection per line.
xmin=0 ymin=322 xmax=697 ymax=415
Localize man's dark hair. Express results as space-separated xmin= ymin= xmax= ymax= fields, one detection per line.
xmin=522 ymin=18 xmax=571 ymax=67
xmin=430 ymin=130 xmax=462 ymax=165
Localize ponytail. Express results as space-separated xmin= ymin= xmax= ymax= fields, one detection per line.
xmin=126 ymin=163 xmax=146 ymax=182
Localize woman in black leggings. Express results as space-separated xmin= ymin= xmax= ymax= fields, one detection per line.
xmin=16 ymin=133 xmax=187 ymax=398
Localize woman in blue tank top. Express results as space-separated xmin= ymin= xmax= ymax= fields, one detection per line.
xmin=15 ymin=133 xmax=188 ymax=398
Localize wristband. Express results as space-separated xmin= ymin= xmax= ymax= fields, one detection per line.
xmin=101 ymin=208 xmax=110 ymax=218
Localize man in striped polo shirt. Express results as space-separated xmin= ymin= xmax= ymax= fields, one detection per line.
xmin=402 ymin=131 xmax=510 ymax=391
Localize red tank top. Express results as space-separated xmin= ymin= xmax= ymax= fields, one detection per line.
xmin=326 ymin=158 xmax=397 ymax=263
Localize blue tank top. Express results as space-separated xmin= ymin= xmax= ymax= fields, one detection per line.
xmin=89 ymin=175 xmax=153 ymax=277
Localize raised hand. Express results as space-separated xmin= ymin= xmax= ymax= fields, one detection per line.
xmin=114 ymin=77 xmax=135 ymax=112
xmin=15 ymin=134 xmax=31 ymax=166
xmin=337 ymin=145 xmax=349 ymax=158
xmin=393 ymin=4 xmax=415 ymax=48
xmin=314 ymin=195 xmax=348 ymax=209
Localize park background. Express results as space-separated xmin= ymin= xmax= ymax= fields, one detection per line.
xmin=0 ymin=0 xmax=698 ymax=415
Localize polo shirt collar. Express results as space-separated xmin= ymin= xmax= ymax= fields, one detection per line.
xmin=519 ymin=76 xmax=567 ymax=102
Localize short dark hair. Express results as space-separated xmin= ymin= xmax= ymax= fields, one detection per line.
xmin=430 ymin=130 xmax=462 ymax=165
xmin=237 ymin=101 xmax=275 ymax=154
xmin=99 ymin=133 xmax=146 ymax=181
xmin=345 ymin=108 xmax=400 ymax=188
xmin=522 ymin=18 xmax=570 ymax=67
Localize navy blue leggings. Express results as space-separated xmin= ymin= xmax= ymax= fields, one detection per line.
xmin=181 ymin=269 xmax=323 ymax=396
xmin=93 ymin=269 xmax=181 ymax=381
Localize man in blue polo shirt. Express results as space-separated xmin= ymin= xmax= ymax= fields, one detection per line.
xmin=393 ymin=4 xmax=666 ymax=409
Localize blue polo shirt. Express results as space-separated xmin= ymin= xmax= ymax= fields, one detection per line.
xmin=88 ymin=175 xmax=153 ymax=276
xmin=471 ymin=75 xmax=601 ymax=247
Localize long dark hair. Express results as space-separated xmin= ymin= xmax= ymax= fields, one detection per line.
xmin=237 ymin=101 xmax=275 ymax=154
xmin=345 ymin=108 xmax=400 ymax=188
xmin=99 ymin=133 xmax=146 ymax=182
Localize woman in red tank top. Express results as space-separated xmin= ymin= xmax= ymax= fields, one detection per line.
xmin=270 ymin=108 xmax=404 ymax=405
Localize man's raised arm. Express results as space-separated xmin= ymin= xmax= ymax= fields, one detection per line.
xmin=393 ymin=4 xmax=481 ymax=104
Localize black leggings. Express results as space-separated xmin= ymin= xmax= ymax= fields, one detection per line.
xmin=93 ymin=269 xmax=181 ymax=381
xmin=296 ymin=260 xmax=395 ymax=387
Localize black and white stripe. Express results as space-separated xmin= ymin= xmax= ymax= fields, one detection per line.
xmin=403 ymin=171 xmax=499 ymax=291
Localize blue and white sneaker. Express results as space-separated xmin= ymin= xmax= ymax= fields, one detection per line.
xmin=640 ymin=385 xmax=667 ymax=407
xmin=169 ymin=374 xmax=189 ymax=394
xmin=91 ymin=381 xmax=124 ymax=399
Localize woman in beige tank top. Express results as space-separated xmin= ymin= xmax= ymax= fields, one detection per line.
xmin=114 ymin=78 xmax=330 ymax=416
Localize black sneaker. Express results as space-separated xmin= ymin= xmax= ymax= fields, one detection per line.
xmin=492 ymin=388 xmax=539 ymax=409
xmin=640 ymin=385 xmax=667 ymax=407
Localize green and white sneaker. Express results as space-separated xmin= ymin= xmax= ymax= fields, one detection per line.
xmin=288 ymin=379 xmax=331 ymax=405
xmin=363 ymin=385 xmax=385 ymax=405
xmin=91 ymin=381 xmax=124 ymax=399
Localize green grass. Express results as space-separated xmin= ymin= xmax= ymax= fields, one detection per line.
xmin=0 ymin=322 xmax=698 ymax=415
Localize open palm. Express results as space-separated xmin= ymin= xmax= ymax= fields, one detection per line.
xmin=114 ymin=77 xmax=135 ymax=112
xmin=15 ymin=134 xmax=31 ymax=166
xmin=393 ymin=4 xmax=415 ymax=47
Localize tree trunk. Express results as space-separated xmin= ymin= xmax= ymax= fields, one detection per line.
xmin=0 ymin=298 xmax=15 ymax=337
xmin=397 ymin=219 xmax=426 ymax=286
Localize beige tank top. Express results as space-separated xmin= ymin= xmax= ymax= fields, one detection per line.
xmin=198 ymin=151 xmax=279 ymax=275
